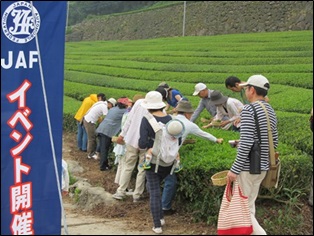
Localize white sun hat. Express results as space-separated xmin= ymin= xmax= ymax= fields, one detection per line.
xmin=141 ymin=91 xmax=166 ymax=109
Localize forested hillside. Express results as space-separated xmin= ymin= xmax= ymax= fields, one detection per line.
xmin=68 ymin=1 xmax=173 ymax=26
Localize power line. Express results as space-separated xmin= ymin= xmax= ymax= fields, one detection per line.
xmin=182 ymin=1 xmax=186 ymax=37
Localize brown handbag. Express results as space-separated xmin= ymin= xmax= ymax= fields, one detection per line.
xmin=258 ymin=101 xmax=281 ymax=189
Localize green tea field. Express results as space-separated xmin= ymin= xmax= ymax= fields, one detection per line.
xmin=63 ymin=30 xmax=313 ymax=235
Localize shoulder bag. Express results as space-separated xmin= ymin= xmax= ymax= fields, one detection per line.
xmin=249 ymin=104 xmax=261 ymax=174
xmin=257 ymin=101 xmax=281 ymax=189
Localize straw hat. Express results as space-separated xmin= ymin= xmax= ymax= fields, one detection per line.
xmin=132 ymin=94 xmax=144 ymax=104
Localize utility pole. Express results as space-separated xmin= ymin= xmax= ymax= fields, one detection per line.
xmin=182 ymin=1 xmax=186 ymax=37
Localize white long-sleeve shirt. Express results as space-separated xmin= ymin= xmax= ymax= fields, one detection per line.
xmin=84 ymin=101 xmax=108 ymax=124
xmin=175 ymin=114 xmax=217 ymax=143
xmin=213 ymin=97 xmax=243 ymax=128
xmin=120 ymin=99 xmax=149 ymax=148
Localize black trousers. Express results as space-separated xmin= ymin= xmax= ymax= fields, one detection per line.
xmin=99 ymin=133 xmax=112 ymax=170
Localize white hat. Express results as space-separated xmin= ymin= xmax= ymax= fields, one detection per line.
xmin=166 ymin=119 xmax=185 ymax=138
xmin=193 ymin=83 xmax=207 ymax=96
xmin=239 ymin=75 xmax=270 ymax=91
xmin=141 ymin=91 xmax=166 ymax=109
xmin=108 ymin=98 xmax=117 ymax=106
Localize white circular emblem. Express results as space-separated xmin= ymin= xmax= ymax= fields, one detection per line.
xmin=2 ymin=1 xmax=41 ymax=44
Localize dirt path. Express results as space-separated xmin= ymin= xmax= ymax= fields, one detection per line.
xmin=62 ymin=197 xmax=155 ymax=235
xmin=62 ymin=132 xmax=213 ymax=235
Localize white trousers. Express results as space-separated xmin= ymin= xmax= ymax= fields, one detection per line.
xmin=116 ymin=145 xmax=146 ymax=199
xmin=238 ymin=171 xmax=267 ymax=235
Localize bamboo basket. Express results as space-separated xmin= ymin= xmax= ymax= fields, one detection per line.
xmin=211 ymin=170 xmax=229 ymax=186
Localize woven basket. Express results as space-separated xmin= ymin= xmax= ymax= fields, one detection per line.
xmin=211 ymin=170 xmax=229 ymax=186
xmin=111 ymin=136 xmax=125 ymax=145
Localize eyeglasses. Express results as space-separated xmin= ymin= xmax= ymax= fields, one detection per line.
xmin=244 ymin=86 xmax=250 ymax=91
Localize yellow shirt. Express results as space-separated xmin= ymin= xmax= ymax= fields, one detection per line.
xmin=74 ymin=94 xmax=98 ymax=122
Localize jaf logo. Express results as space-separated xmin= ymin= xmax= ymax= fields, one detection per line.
xmin=2 ymin=1 xmax=41 ymax=44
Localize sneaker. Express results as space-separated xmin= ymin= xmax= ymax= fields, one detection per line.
xmin=112 ymin=192 xmax=125 ymax=200
xmin=100 ymin=166 xmax=111 ymax=171
xmin=125 ymin=189 xmax=134 ymax=196
xmin=94 ymin=152 xmax=100 ymax=160
xmin=174 ymin=164 xmax=183 ymax=173
xmin=143 ymin=162 xmax=151 ymax=170
xmin=87 ymin=152 xmax=96 ymax=159
xmin=152 ymin=227 xmax=162 ymax=234
xmin=92 ymin=153 xmax=98 ymax=160
xmin=160 ymin=219 xmax=165 ymax=226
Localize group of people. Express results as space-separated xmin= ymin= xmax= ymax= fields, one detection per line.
xmin=74 ymin=93 xmax=134 ymax=171
xmin=74 ymin=74 xmax=279 ymax=234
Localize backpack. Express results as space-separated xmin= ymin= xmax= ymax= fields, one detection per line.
xmin=145 ymin=113 xmax=182 ymax=173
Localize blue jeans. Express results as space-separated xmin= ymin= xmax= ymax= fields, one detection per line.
xmin=162 ymin=173 xmax=177 ymax=210
xmin=77 ymin=121 xmax=87 ymax=151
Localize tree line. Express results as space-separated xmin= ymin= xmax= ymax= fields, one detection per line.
xmin=68 ymin=1 xmax=159 ymax=26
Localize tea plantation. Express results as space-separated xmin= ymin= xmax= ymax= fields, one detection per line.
xmin=64 ymin=30 xmax=313 ymax=234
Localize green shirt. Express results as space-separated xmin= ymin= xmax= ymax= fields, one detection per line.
xmin=240 ymin=89 xmax=249 ymax=104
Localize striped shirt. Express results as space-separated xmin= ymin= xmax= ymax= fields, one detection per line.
xmin=230 ymin=100 xmax=278 ymax=175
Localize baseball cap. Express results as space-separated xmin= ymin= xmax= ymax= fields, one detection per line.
xmin=239 ymin=75 xmax=270 ymax=91
xmin=193 ymin=83 xmax=207 ymax=96
xmin=108 ymin=98 xmax=117 ymax=106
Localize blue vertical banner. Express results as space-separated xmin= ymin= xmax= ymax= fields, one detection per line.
xmin=1 ymin=1 xmax=67 ymax=235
